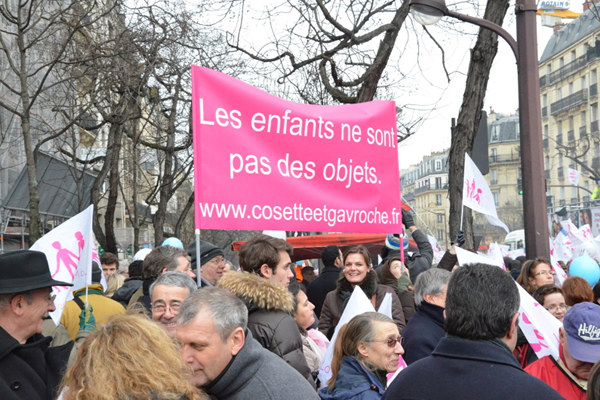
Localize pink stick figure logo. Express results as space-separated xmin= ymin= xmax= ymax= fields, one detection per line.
xmin=51 ymin=238 xmax=81 ymax=280
xmin=465 ymin=179 xmax=482 ymax=205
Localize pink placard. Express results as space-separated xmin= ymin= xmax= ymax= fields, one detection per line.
xmin=192 ymin=66 xmax=401 ymax=233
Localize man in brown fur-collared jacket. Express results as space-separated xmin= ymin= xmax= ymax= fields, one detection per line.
xmin=218 ymin=234 xmax=316 ymax=389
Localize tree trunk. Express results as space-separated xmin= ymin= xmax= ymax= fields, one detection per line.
xmin=175 ymin=191 xmax=194 ymax=239
xmin=448 ymin=0 xmax=510 ymax=250
xmin=104 ymin=125 xmax=123 ymax=254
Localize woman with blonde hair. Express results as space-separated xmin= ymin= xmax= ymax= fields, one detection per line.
xmin=59 ymin=314 xmax=206 ymax=400
xmin=319 ymin=312 xmax=404 ymax=400
xmin=104 ymin=272 xmax=125 ymax=298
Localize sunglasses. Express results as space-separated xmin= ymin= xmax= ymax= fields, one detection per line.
xmin=366 ymin=336 xmax=404 ymax=348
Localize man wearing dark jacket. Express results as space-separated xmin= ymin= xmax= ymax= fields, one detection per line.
xmin=177 ymin=287 xmax=318 ymax=399
xmin=112 ymin=260 xmax=143 ymax=307
xmin=400 ymin=209 xmax=433 ymax=284
xmin=218 ymin=233 xmax=315 ymax=388
xmin=0 ymin=250 xmax=87 ymax=400
xmin=382 ymin=263 xmax=564 ymax=400
xmin=401 ymin=268 xmax=451 ymax=365
xmin=186 ymin=240 xmax=226 ymax=287
xmin=307 ymin=245 xmax=342 ymax=318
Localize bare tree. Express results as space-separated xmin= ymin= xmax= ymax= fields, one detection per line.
xmin=446 ymin=0 xmax=510 ymax=249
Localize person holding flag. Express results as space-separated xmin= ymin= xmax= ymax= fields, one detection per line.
xmin=0 ymin=250 xmax=95 ymax=400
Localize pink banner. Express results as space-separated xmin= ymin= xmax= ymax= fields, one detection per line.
xmin=192 ymin=66 xmax=401 ymax=233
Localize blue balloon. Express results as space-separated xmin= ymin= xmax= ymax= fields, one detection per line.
xmin=569 ymin=256 xmax=600 ymax=287
xmin=161 ymin=237 xmax=184 ymax=249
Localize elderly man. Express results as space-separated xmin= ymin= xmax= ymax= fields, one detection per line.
xmin=177 ymin=287 xmax=318 ymax=399
xmin=128 ymin=245 xmax=194 ymax=312
xmin=382 ymin=263 xmax=563 ymax=400
xmin=218 ymin=233 xmax=314 ymax=387
xmin=187 ymin=240 xmax=226 ymax=287
xmin=0 ymin=250 xmax=93 ymax=400
xmin=401 ymin=268 xmax=451 ymax=365
xmin=150 ymin=271 xmax=197 ymax=337
xmin=526 ymin=302 xmax=600 ymax=399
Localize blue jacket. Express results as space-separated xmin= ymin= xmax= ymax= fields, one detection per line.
xmin=401 ymin=301 xmax=445 ymax=365
xmin=381 ymin=337 xmax=564 ymax=400
xmin=319 ymin=357 xmax=385 ymax=400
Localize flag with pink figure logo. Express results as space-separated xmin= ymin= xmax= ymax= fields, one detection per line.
xmin=567 ymin=168 xmax=580 ymax=186
xmin=517 ymin=283 xmax=562 ymax=360
xmin=462 ymin=153 xmax=509 ymax=233
xmin=553 ymin=230 xmax=573 ymax=263
xmin=427 ymin=235 xmax=444 ymax=264
xmin=30 ymin=205 xmax=95 ymax=324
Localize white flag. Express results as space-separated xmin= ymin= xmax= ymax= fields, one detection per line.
xmin=487 ymin=243 xmax=508 ymax=270
xmin=427 ymin=235 xmax=444 ymax=264
xmin=31 ymin=205 xmax=94 ymax=324
xmin=553 ymin=230 xmax=573 ymax=263
xmin=517 ymin=283 xmax=562 ymax=360
xmin=462 ymin=153 xmax=509 ymax=233
xmin=568 ymin=168 xmax=581 ymax=186
xmin=456 ymin=246 xmax=504 ymax=268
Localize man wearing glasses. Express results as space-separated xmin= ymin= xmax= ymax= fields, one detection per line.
xmin=150 ymin=271 xmax=197 ymax=337
xmin=0 ymin=250 xmax=87 ymax=400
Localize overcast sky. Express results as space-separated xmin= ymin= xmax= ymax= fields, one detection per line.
xmin=396 ymin=2 xmax=584 ymax=169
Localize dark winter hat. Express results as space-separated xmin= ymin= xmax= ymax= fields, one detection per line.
xmin=0 ymin=250 xmax=73 ymax=294
xmin=91 ymin=261 xmax=102 ymax=284
xmin=563 ymin=302 xmax=600 ymax=363
xmin=187 ymin=240 xmax=224 ymax=270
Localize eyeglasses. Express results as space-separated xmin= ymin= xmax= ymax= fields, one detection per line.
xmin=151 ymin=303 xmax=181 ymax=313
xmin=534 ymin=270 xmax=556 ymax=277
xmin=366 ymin=336 xmax=404 ymax=348
xmin=546 ymin=304 xmax=568 ymax=312
xmin=27 ymin=293 xmax=56 ymax=305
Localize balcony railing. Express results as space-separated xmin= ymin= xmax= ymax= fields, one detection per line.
xmin=489 ymin=154 xmax=520 ymax=164
xmin=414 ymin=183 xmax=449 ymax=195
xmin=550 ymin=89 xmax=589 ymax=116
xmin=591 ymin=83 xmax=598 ymax=98
xmin=592 ymin=120 xmax=599 ymax=133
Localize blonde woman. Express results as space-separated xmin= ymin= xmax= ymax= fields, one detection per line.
xmin=59 ymin=314 xmax=207 ymax=400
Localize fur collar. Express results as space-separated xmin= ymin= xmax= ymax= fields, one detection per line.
xmin=217 ymin=272 xmax=295 ymax=313
xmin=336 ymin=269 xmax=378 ymax=297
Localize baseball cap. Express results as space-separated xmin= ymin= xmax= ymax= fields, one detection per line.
xmin=563 ymin=302 xmax=600 ymax=363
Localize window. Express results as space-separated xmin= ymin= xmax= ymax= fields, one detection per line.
xmin=560 ymin=57 xmax=565 ymax=68
xmin=435 ymin=177 xmax=442 ymax=189
xmin=593 ymin=103 xmax=599 ymax=122
xmin=582 ymin=76 xmax=588 ymax=90
xmin=547 ymin=64 xmax=552 ymax=76
xmin=491 ymin=148 xmax=497 ymax=162
xmin=560 ymin=187 xmax=565 ymax=202
xmin=435 ymin=159 xmax=442 ymax=171
xmin=491 ymin=169 xmax=498 ymax=185
xmin=542 ymin=94 xmax=548 ymax=107
xmin=437 ymin=229 xmax=444 ymax=242
xmin=569 ymin=116 xmax=574 ymax=130
xmin=571 ymin=50 xmax=576 ymax=62
xmin=569 ymin=82 xmax=574 ymax=95
xmin=558 ymin=88 xmax=562 ymax=100
xmin=592 ymin=70 xmax=598 ymax=86
xmin=491 ymin=125 xmax=499 ymax=142
xmin=493 ymin=192 xmax=499 ymax=207
xmin=436 ymin=194 xmax=442 ymax=206
xmin=437 ymin=214 xmax=443 ymax=224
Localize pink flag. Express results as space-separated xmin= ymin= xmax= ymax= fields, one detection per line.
xmin=567 ymin=168 xmax=580 ymax=186
xmin=462 ymin=153 xmax=509 ymax=232
xmin=192 ymin=66 xmax=401 ymax=233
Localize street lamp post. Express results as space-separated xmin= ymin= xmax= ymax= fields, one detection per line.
xmin=409 ymin=0 xmax=549 ymax=259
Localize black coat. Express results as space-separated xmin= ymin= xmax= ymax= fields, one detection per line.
xmin=404 ymin=229 xmax=433 ymax=284
xmin=401 ymin=301 xmax=445 ymax=365
xmin=382 ymin=337 xmax=564 ymax=400
xmin=0 ymin=327 xmax=73 ymax=400
xmin=307 ymin=265 xmax=341 ymax=318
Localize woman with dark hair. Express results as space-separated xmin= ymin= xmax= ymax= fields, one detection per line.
xmin=532 ymin=284 xmax=567 ymax=322
xmin=516 ymin=257 xmax=555 ymax=294
xmin=318 ymin=246 xmax=406 ymax=340
xmin=380 ymin=256 xmax=415 ymax=322
xmin=588 ymin=360 xmax=600 ymax=400
xmin=562 ymin=276 xmax=594 ymax=306
xmin=290 ymin=283 xmax=329 ymax=384
xmin=319 ymin=312 xmax=403 ymax=400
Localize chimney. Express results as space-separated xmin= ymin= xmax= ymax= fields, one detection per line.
xmin=554 ymin=22 xmax=566 ymax=32
xmin=584 ymin=1 xmax=592 ymax=11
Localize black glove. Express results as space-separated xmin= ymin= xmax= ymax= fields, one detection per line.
xmin=452 ymin=230 xmax=465 ymax=247
xmin=402 ymin=209 xmax=415 ymax=229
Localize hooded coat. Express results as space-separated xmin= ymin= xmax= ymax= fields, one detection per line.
xmin=318 ymin=270 xmax=406 ymax=340
xmin=319 ymin=357 xmax=386 ymax=400
xmin=217 ymin=272 xmax=315 ymax=388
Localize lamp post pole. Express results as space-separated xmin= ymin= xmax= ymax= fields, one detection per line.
xmin=409 ymin=0 xmax=549 ymax=259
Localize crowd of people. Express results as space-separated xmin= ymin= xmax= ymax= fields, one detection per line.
xmin=4 ymin=208 xmax=600 ymax=399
